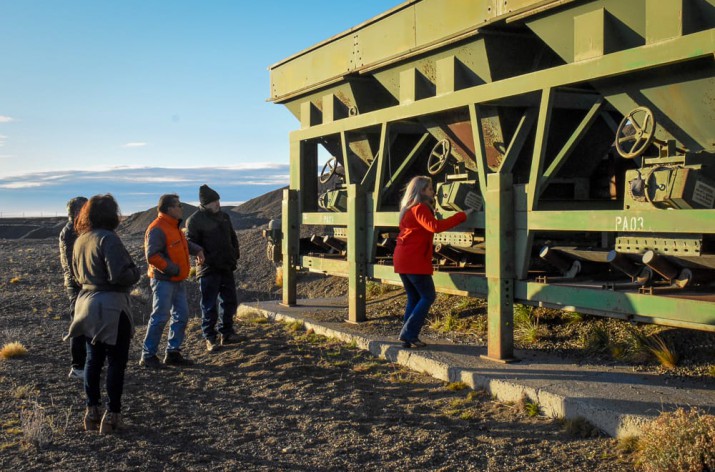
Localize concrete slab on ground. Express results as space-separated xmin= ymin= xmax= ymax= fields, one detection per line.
xmin=238 ymin=298 xmax=715 ymax=438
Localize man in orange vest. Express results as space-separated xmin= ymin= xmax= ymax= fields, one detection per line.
xmin=140 ymin=194 xmax=204 ymax=367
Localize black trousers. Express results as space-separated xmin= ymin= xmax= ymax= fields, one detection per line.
xmin=84 ymin=312 xmax=131 ymax=413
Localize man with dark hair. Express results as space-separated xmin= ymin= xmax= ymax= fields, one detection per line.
xmin=140 ymin=194 xmax=204 ymax=367
xmin=59 ymin=196 xmax=88 ymax=379
xmin=186 ymin=185 xmax=240 ymax=352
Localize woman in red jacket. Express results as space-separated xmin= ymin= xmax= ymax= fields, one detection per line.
xmin=393 ymin=176 xmax=473 ymax=348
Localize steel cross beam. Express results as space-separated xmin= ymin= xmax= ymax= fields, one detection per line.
xmin=290 ymin=29 xmax=714 ymax=141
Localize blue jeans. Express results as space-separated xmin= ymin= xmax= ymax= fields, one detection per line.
xmin=85 ymin=312 xmax=131 ymax=413
xmin=142 ymin=279 xmax=189 ymax=358
xmin=199 ymin=272 xmax=237 ymax=341
xmin=399 ymin=274 xmax=436 ymax=342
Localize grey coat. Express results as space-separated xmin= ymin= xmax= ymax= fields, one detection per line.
xmin=65 ymin=229 xmax=140 ymax=345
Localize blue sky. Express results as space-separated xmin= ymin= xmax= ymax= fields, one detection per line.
xmin=0 ymin=0 xmax=395 ymax=215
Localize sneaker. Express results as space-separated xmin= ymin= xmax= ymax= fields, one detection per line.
xmin=410 ymin=339 xmax=427 ymax=348
xmin=219 ymin=332 xmax=238 ymax=346
xmin=139 ymin=355 xmax=166 ymax=369
xmin=99 ymin=411 xmax=122 ymax=434
xmin=68 ymin=367 xmax=84 ymax=380
xmin=83 ymin=406 xmax=101 ymax=432
xmin=398 ymin=337 xmax=412 ymax=348
xmin=163 ymin=351 xmax=194 ymax=366
xmin=206 ymin=339 xmax=220 ymax=352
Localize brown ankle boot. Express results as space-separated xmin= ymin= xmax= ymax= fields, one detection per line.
xmin=99 ymin=411 xmax=122 ymax=434
xmin=83 ymin=406 xmax=100 ymax=431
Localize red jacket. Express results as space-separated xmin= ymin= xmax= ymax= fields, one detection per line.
xmin=393 ymin=203 xmax=467 ymax=275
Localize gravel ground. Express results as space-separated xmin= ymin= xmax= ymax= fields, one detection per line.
xmin=0 ymin=236 xmax=636 ymax=471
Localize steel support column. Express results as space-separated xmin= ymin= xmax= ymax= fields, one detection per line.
xmin=485 ymin=172 xmax=516 ymax=362
xmin=281 ymin=188 xmax=299 ymax=306
xmin=347 ymin=184 xmax=367 ymax=322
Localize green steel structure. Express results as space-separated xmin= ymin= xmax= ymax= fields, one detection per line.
xmin=267 ymin=0 xmax=715 ymax=360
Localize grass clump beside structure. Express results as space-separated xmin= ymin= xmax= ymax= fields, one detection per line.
xmin=514 ymin=304 xmax=547 ymax=344
xmin=0 ymin=342 xmax=28 ymax=359
xmin=562 ymin=416 xmax=601 ymax=438
xmin=445 ymin=381 xmax=469 ymax=391
xmin=634 ymin=407 xmax=715 ymax=472
xmin=238 ymin=310 xmax=268 ymax=324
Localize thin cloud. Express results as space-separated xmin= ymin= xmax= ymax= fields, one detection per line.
xmin=0 ymin=135 xmax=6 ymax=146
xmin=0 ymin=182 xmax=44 ymax=189
xmin=0 ymin=164 xmax=290 ymax=187
xmin=0 ymin=116 xmax=14 ymax=123
xmin=122 ymin=142 xmax=148 ymax=148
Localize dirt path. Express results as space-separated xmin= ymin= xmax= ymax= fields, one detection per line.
xmin=0 ymin=238 xmax=631 ymax=471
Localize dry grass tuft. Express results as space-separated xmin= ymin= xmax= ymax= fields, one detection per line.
xmin=12 ymin=385 xmax=39 ymax=400
xmin=445 ymin=381 xmax=469 ymax=392
xmin=20 ymin=401 xmax=53 ymax=450
xmin=562 ymin=311 xmax=585 ymax=324
xmin=238 ymin=310 xmax=268 ymax=324
xmin=582 ymin=325 xmax=610 ymax=354
xmin=274 ymin=267 xmax=283 ymax=288
xmin=516 ymin=395 xmax=540 ymax=417
xmin=618 ymin=435 xmax=639 ymax=454
xmin=9 ymin=277 xmax=21 ymax=284
xmin=634 ymin=408 xmax=715 ymax=472
xmin=646 ymin=335 xmax=678 ymax=369
xmin=0 ymin=342 xmax=28 ymax=359
xmin=562 ymin=416 xmax=601 ymax=438
xmin=352 ymin=361 xmax=381 ymax=373
xmin=708 ymin=365 xmax=715 ymax=377
xmin=514 ymin=305 xmax=547 ymax=344
xmin=284 ymin=320 xmax=305 ymax=333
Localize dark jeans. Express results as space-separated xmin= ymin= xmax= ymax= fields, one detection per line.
xmin=199 ymin=271 xmax=237 ymax=341
xmin=399 ymin=274 xmax=437 ymax=342
xmin=66 ymin=286 xmax=86 ymax=369
xmin=85 ymin=312 xmax=131 ymax=413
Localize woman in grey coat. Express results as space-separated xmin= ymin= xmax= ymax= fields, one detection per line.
xmin=65 ymin=194 xmax=140 ymax=434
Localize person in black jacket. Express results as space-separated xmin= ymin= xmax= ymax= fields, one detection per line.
xmin=185 ymin=185 xmax=240 ymax=352
xmin=59 ymin=196 xmax=88 ymax=379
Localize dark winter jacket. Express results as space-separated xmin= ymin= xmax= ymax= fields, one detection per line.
xmin=59 ymin=219 xmax=80 ymax=288
xmin=185 ymin=206 xmax=239 ymax=277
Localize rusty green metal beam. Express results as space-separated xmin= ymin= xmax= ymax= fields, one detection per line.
xmin=290 ymin=29 xmax=714 ymax=141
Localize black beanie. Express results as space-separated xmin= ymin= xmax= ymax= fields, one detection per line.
xmin=199 ymin=185 xmax=220 ymax=205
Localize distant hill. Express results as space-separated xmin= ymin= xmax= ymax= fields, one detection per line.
xmin=116 ymin=186 xmax=285 ymax=235
xmin=0 ymin=217 xmax=65 ymax=240
xmin=118 ymin=202 xmax=199 ymax=236
xmin=230 ymin=186 xmax=285 ymax=229
xmin=0 ymin=186 xmax=288 ymax=239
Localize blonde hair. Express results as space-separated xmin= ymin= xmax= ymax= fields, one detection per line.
xmin=399 ymin=176 xmax=433 ymax=222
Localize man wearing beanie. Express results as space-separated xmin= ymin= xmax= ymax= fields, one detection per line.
xmin=59 ymin=196 xmax=88 ymax=379
xmin=141 ymin=194 xmax=205 ymax=368
xmin=186 ymin=185 xmax=240 ymax=352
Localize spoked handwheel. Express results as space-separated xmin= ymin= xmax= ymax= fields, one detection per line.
xmin=319 ymin=156 xmax=338 ymax=184
xmin=427 ymin=139 xmax=452 ymax=175
xmin=615 ymin=107 xmax=656 ymax=159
